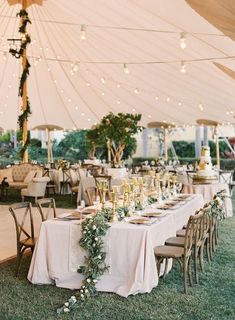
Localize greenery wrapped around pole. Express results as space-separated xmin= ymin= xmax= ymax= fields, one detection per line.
xmin=9 ymin=5 xmax=31 ymax=162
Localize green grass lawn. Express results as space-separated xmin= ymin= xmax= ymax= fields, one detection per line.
xmin=0 ymin=214 xmax=234 ymax=320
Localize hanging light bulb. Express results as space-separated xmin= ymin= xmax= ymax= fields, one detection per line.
xmin=134 ymin=88 xmax=140 ymax=94
xmin=199 ymin=103 xmax=204 ymax=111
xmin=73 ymin=61 xmax=79 ymax=72
xmin=180 ymin=32 xmax=187 ymax=49
xmin=180 ymin=61 xmax=186 ymax=73
xmin=80 ymin=25 xmax=86 ymax=40
xmin=123 ymin=64 xmax=129 ymax=74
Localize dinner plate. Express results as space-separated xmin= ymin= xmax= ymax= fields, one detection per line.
xmin=142 ymin=212 xmax=166 ymax=218
xmin=56 ymin=215 xmax=81 ymax=221
xmin=128 ymin=217 xmax=151 ymax=224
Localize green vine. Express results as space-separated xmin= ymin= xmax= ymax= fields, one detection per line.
xmin=57 ymin=210 xmax=110 ymax=314
xmin=9 ymin=9 xmax=31 ymax=160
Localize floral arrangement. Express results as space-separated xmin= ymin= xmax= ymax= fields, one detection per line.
xmin=56 ymin=159 xmax=70 ymax=170
xmin=57 ymin=209 xmax=110 ymax=314
xmin=147 ymin=195 xmax=158 ymax=205
xmin=210 ymin=191 xmax=227 ymax=220
xmin=116 ymin=206 xmax=129 ymax=220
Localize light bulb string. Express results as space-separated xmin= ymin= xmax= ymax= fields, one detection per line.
xmin=34 ymin=4 xmax=105 ymax=124
xmin=31 ymin=5 xmax=78 ymax=129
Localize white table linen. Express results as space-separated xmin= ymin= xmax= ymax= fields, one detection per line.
xmin=28 ymin=194 xmax=204 ymax=297
xmin=182 ymin=183 xmax=233 ymax=217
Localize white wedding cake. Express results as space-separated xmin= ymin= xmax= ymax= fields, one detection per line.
xmin=194 ymin=146 xmax=217 ymax=182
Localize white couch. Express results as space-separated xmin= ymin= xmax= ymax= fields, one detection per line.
xmin=0 ymin=164 xmax=42 ymax=190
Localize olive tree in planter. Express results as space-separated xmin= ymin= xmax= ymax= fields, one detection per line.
xmin=87 ymin=113 xmax=143 ymax=167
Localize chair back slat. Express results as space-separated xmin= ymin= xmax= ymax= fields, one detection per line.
xmin=36 ymin=198 xmax=57 ymax=221
xmin=184 ymin=211 xmax=204 ymax=257
xmin=85 ymin=187 xmax=98 ymax=206
xmin=9 ymin=202 xmax=34 ymax=243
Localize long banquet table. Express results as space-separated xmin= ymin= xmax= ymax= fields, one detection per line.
xmin=182 ymin=182 xmax=233 ymax=217
xmin=28 ymin=194 xmax=203 ymax=297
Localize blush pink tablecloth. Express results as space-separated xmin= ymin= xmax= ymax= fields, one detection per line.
xmin=182 ymin=183 xmax=233 ymax=217
xmin=28 ymin=194 xmax=204 ymax=297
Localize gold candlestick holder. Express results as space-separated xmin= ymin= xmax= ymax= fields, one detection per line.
xmin=97 ymin=180 xmax=108 ymax=210
xmin=110 ymin=191 xmax=118 ymax=222
xmin=149 ymin=170 xmax=156 ymax=192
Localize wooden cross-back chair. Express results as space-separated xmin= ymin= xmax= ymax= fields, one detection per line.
xmin=36 ymin=198 xmax=57 ymax=221
xmin=154 ymin=211 xmax=204 ymax=293
xmin=9 ymin=202 xmax=36 ymax=276
xmin=85 ymin=187 xmax=99 ymax=206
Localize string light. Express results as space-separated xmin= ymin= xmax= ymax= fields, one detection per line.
xmin=178 ymin=101 xmax=182 ymax=106
xmin=117 ymin=83 xmax=121 ymax=88
xmin=72 ymin=61 xmax=79 ymax=72
xmin=199 ymin=103 xmax=204 ymax=111
xmin=166 ymin=97 xmax=170 ymax=102
xmin=155 ymin=96 xmax=159 ymax=101
xmin=100 ymin=77 xmax=105 ymax=84
xmin=80 ymin=25 xmax=86 ymax=40
xmin=123 ymin=64 xmax=129 ymax=74
xmin=134 ymin=88 xmax=140 ymax=94
xmin=180 ymin=61 xmax=186 ymax=73
xmin=180 ymin=32 xmax=187 ymax=49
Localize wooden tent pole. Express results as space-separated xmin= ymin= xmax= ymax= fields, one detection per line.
xmin=47 ymin=129 xmax=51 ymax=163
xmin=21 ymin=0 xmax=28 ymax=163
xmin=164 ymin=128 xmax=168 ymax=161
xmin=215 ymin=125 xmax=220 ymax=169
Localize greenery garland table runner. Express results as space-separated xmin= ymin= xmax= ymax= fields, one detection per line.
xmin=27 ymin=194 xmax=204 ymax=296
xmin=182 ymin=182 xmax=233 ymax=217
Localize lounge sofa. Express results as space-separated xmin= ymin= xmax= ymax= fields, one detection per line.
xmin=0 ymin=163 xmax=43 ymax=190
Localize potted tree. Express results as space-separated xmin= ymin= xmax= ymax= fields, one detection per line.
xmin=87 ymin=113 xmax=143 ymax=167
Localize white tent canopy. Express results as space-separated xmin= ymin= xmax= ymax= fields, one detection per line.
xmin=0 ymin=0 xmax=235 ymax=130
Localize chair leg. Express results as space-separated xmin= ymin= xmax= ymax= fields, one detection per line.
xmin=163 ymin=258 xmax=169 ymax=278
xmin=206 ymin=238 xmax=211 ymax=262
xmin=199 ymin=241 xmax=205 ymax=272
xmin=183 ymin=258 xmax=188 ymax=294
xmin=15 ymin=248 xmax=23 ymax=276
xmin=194 ymin=246 xmax=200 ymax=284
xmin=215 ymin=221 xmax=219 ymax=245
xmin=156 ymin=257 xmax=164 ymax=277
xmin=188 ymin=256 xmax=193 ymax=287
xmin=209 ymin=231 xmax=214 ymax=260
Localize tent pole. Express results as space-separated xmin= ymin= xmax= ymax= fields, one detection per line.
xmin=215 ymin=125 xmax=220 ymax=169
xmin=47 ymin=129 xmax=51 ymax=163
xmin=21 ymin=0 xmax=28 ymax=163
xmin=164 ymin=128 xmax=168 ymax=161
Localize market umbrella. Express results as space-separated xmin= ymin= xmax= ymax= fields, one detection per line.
xmin=33 ymin=124 xmax=63 ymax=163
xmin=196 ymin=119 xmax=221 ymax=168
xmin=147 ymin=122 xmax=176 ymax=161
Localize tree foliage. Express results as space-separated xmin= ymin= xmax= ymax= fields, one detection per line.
xmin=86 ymin=113 xmax=143 ymax=165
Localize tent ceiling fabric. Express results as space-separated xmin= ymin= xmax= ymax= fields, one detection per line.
xmin=0 ymin=0 xmax=235 ymax=130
